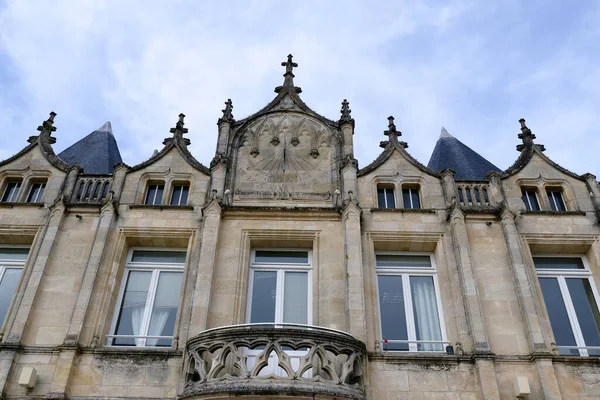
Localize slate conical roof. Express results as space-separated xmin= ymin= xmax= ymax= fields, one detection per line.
xmin=427 ymin=128 xmax=501 ymax=180
xmin=58 ymin=121 xmax=122 ymax=174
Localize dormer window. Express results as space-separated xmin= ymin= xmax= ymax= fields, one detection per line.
xmin=547 ymin=188 xmax=567 ymax=212
xmin=521 ymin=189 xmax=540 ymax=211
xmin=401 ymin=186 xmax=421 ymax=209
xmin=26 ymin=182 xmax=46 ymax=203
xmin=170 ymin=184 xmax=190 ymax=206
xmin=144 ymin=183 xmax=164 ymax=205
xmin=377 ymin=185 xmax=396 ymax=209
xmin=1 ymin=180 xmax=22 ymax=203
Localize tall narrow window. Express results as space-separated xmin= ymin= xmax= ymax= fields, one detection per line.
xmin=0 ymin=247 xmax=29 ymax=327
xmin=547 ymin=189 xmax=567 ymax=212
xmin=144 ymin=183 xmax=164 ymax=205
xmin=1 ymin=180 xmax=22 ymax=203
xmin=376 ymin=254 xmax=446 ymax=352
xmin=109 ymin=249 xmax=186 ymax=347
xmin=402 ymin=187 xmax=421 ymax=209
xmin=522 ymin=189 xmax=540 ymax=211
xmin=170 ymin=184 xmax=189 ymax=206
xmin=377 ymin=186 xmax=396 ymax=209
xmin=26 ymin=182 xmax=46 ymax=203
xmin=534 ymin=256 xmax=600 ymax=356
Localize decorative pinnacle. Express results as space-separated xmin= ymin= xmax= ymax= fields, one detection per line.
xmin=516 ymin=118 xmax=544 ymax=152
xmin=340 ymin=99 xmax=353 ymax=123
xmin=219 ymin=99 xmax=234 ymax=124
xmin=275 ymin=54 xmax=302 ymax=93
xmin=37 ymin=111 xmax=57 ymax=133
xmin=167 ymin=113 xmax=190 ymax=145
xmin=380 ymin=115 xmax=408 ymax=149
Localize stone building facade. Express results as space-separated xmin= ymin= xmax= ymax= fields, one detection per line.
xmin=1 ymin=55 xmax=600 ymax=400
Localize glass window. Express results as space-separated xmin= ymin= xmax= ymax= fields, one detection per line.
xmin=376 ymin=254 xmax=445 ymax=352
xmin=26 ymin=182 xmax=46 ymax=203
xmin=1 ymin=180 xmax=22 ymax=203
xmin=377 ymin=187 xmax=395 ymax=209
xmin=0 ymin=247 xmax=29 ymax=327
xmin=402 ymin=187 xmax=421 ymax=209
xmin=109 ymin=249 xmax=185 ymax=347
xmin=522 ymin=189 xmax=541 ymax=211
xmin=144 ymin=184 xmax=164 ymax=205
xmin=170 ymin=184 xmax=189 ymax=206
xmin=547 ymin=189 xmax=567 ymax=212
xmin=535 ymin=256 xmax=600 ymax=356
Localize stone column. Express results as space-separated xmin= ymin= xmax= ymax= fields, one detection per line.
xmin=583 ymin=173 xmax=600 ymax=222
xmin=342 ymin=201 xmax=366 ymax=342
xmin=216 ymin=121 xmax=231 ymax=156
xmin=440 ymin=169 xmax=456 ymax=207
xmin=341 ymin=121 xmax=354 ymax=160
xmin=341 ymin=162 xmax=358 ymax=204
xmin=188 ymin=200 xmax=222 ymax=331
xmin=486 ymin=171 xmax=504 ymax=206
xmin=110 ymin=164 xmax=128 ymax=203
xmin=62 ymin=166 xmax=80 ymax=201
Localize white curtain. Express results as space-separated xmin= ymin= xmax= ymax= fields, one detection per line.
xmin=147 ymin=310 xmax=170 ymax=346
xmin=131 ymin=306 xmax=145 ymax=346
xmin=411 ymin=277 xmax=442 ymax=351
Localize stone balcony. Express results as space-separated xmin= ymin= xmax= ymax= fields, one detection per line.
xmin=181 ymin=324 xmax=367 ymax=400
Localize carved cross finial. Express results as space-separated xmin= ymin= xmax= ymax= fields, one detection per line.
xmin=33 ymin=111 xmax=58 ymax=144
xmin=340 ymin=99 xmax=353 ymax=124
xmin=219 ymin=99 xmax=234 ymax=124
xmin=517 ymin=118 xmax=544 ymax=152
xmin=167 ymin=113 xmax=190 ymax=145
xmin=381 ymin=115 xmax=408 ymax=149
xmin=275 ymin=54 xmax=302 ymax=93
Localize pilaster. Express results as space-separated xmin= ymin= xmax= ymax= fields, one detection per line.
xmin=342 ymin=200 xmax=366 ymax=342
xmin=62 ymin=166 xmax=80 ymax=201
xmin=110 ymin=163 xmax=128 ymax=203
xmin=486 ymin=171 xmax=504 ymax=205
xmin=440 ymin=169 xmax=456 ymax=207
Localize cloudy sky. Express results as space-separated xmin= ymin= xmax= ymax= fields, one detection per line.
xmin=1 ymin=0 xmax=599 ymax=176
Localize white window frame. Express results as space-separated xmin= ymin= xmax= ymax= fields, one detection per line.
xmin=546 ymin=189 xmax=567 ymax=212
xmin=377 ymin=186 xmax=396 ymax=209
xmin=26 ymin=182 xmax=46 ymax=203
xmin=375 ymin=252 xmax=448 ymax=352
xmin=522 ymin=188 xmax=541 ymax=211
xmin=144 ymin=183 xmax=165 ymax=205
xmin=401 ymin=187 xmax=421 ymax=209
xmin=1 ymin=180 xmax=23 ymax=203
xmin=246 ymin=249 xmax=313 ymax=326
xmin=534 ymin=254 xmax=600 ymax=357
xmin=0 ymin=245 xmax=30 ymax=329
xmin=106 ymin=247 xmax=186 ymax=348
xmin=170 ymin=184 xmax=190 ymax=206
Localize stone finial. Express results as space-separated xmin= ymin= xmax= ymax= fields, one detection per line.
xmin=30 ymin=111 xmax=58 ymax=144
xmin=340 ymin=99 xmax=353 ymax=124
xmin=517 ymin=118 xmax=545 ymax=152
xmin=381 ymin=115 xmax=408 ymax=149
xmin=219 ymin=99 xmax=234 ymax=124
xmin=440 ymin=127 xmax=452 ymax=138
xmin=275 ymin=54 xmax=302 ymax=93
xmin=166 ymin=113 xmax=190 ymax=145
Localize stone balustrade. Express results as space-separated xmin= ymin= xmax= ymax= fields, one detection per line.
xmin=71 ymin=176 xmax=112 ymax=204
xmin=181 ymin=323 xmax=367 ymax=400
xmin=456 ymin=182 xmax=494 ymax=209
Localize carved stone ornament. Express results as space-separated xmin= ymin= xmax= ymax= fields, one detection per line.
xmin=183 ymin=324 xmax=366 ymax=400
xmin=279 ymin=96 xmax=295 ymax=109
xmin=310 ymin=148 xmax=319 ymax=159
xmin=291 ymin=136 xmax=299 ymax=146
xmin=270 ymin=136 xmax=280 ymax=146
xmin=250 ymin=148 xmax=260 ymax=158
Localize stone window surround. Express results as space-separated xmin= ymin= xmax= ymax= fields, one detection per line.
xmin=136 ymin=172 xmax=195 ymax=206
xmin=372 ymin=176 xmax=425 ymax=210
xmin=0 ymin=244 xmax=30 ymax=332
xmin=0 ymin=171 xmax=51 ymax=204
xmin=517 ymin=178 xmax=577 ymax=212
xmin=93 ymin=227 xmax=196 ymax=350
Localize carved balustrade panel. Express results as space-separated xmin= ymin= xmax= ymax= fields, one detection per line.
xmin=71 ymin=176 xmax=113 ymax=204
xmin=456 ymin=182 xmax=496 ymax=210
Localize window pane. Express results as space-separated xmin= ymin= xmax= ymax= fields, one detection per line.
xmin=376 ymin=255 xmax=432 ymax=269
xmin=283 ymin=272 xmax=308 ymax=324
xmin=524 ymin=191 xmax=540 ymax=211
xmin=547 ymin=190 xmax=566 ymax=212
xmin=377 ymin=188 xmax=386 ymax=208
xmin=147 ymin=271 xmax=183 ymax=346
xmin=27 ymin=183 xmax=45 ymax=203
xmin=411 ymin=190 xmax=421 ymax=209
xmin=145 ymin=184 xmax=164 ymax=205
xmin=0 ymin=268 xmax=23 ymax=326
xmin=402 ymin=189 xmax=411 ymax=209
xmin=0 ymin=248 xmax=30 ymax=261
xmin=378 ymin=275 xmax=408 ymax=351
xmin=566 ymin=278 xmax=600 ymax=356
xmin=385 ymin=189 xmax=395 ymax=208
xmin=533 ymin=257 xmax=584 ymax=270
xmin=177 ymin=186 xmax=189 ymax=205
xmin=131 ymin=250 xmax=186 ymax=264
xmin=250 ymin=271 xmax=277 ymax=323
xmin=538 ymin=277 xmax=579 ymax=355
xmin=410 ymin=276 xmax=443 ymax=351
xmin=2 ymin=181 xmax=21 ymax=202
xmin=113 ymin=270 xmax=152 ymax=346
xmin=254 ymin=251 xmax=308 ymax=264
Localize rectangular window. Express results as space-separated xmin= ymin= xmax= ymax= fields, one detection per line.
xmin=547 ymin=189 xmax=567 ymax=212
xmin=377 ymin=187 xmax=396 ymax=209
xmin=522 ymin=189 xmax=540 ymax=211
xmin=144 ymin=184 xmax=164 ymax=205
xmin=534 ymin=256 xmax=600 ymax=356
xmin=376 ymin=254 xmax=446 ymax=352
xmin=0 ymin=247 xmax=29 ymax=327
xmin=109 ymin=249 xmax=186 ymax=347
xmin=26 ymin=182 xmax=46 ymax=203
xmin=1 ymin=180 xmax=22 ymax=203
xmin=170 ymin=184 xmax=189 ymax=206
xmin=402 ymin=187 xmax=421 ymax=209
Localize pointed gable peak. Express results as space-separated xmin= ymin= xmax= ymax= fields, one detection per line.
xmin=440 ymin=127 xmax=453 ymax=138
xmin=97 ymin=121 xmax=112 ymax=133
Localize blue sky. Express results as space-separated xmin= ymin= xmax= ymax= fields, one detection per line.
xmin=1 ymin=0 xmax=599 ymax=176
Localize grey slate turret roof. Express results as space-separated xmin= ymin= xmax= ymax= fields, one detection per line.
xmin=427 ymin=128 xmax=501 ymax=180
xmin=58 ymin=121 xmax=122 ymax=174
